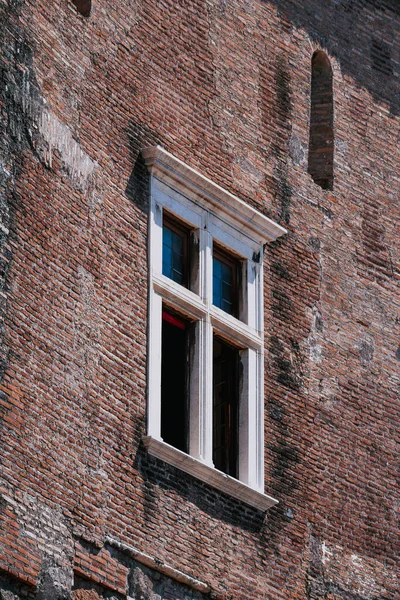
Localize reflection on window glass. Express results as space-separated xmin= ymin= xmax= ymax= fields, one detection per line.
xmin=163 ymin=225 xmax=185 ymax=285
xmin=213 ymin=256 xmax=234 ymax=315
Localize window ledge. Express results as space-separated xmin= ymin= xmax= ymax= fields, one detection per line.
xmin=142 ymin=436 xmax=278 ymax=512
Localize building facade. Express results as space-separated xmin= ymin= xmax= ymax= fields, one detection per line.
xmin=0 ymin=0 xmax=398 ymax=598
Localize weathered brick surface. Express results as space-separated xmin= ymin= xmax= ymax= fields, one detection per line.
xmin=73 ymin=542 xmax=128 ymax=596
xmin=0 ymin=1 xmax=398 ymax=599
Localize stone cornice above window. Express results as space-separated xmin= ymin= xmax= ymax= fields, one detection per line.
xmin=142 ymin=146 xmax=287 ymax=245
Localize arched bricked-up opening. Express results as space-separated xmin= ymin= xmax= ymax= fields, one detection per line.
xmin=72 ymin=0 xmax=91 ymax=17
xmin=308 ymin=51 xmax=334 ymax=190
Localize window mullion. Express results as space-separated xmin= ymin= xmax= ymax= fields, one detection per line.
xmin=153 ymin=276 xmax=207 ymax=320
xmin=147 ymin=189 xmax=163 ymax=440
xmin=189 ymin=317 xmax=213 ymax=466
xmin=147 ymin=292 xmax=163 ymax=440
xmin=202 ymin=222 xmax=214 ymax=466
xmin=239 ymin=348 xmax=264 ymax=492
xmin=247 ymin=253 xmax=263 ymax=332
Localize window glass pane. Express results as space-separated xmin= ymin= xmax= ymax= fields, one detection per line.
xmin=213 ymin=337 xmax=238 ymax=478
xmin=213 ymin=256 xmax=234 ymax=315
xmin=161 ymin=311 xmax=188 ymax=452
xmin=163 ymin=224 xmax=185 ymax=284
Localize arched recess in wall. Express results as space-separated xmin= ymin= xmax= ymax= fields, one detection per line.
xmin=308 ymin=51 xmax=334 ymax=190
xmin=72 ymin=0 xmax=91 ymax=17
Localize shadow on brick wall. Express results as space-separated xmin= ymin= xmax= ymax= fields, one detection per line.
xmin=264 ymin=0 xmax=399 ymax=115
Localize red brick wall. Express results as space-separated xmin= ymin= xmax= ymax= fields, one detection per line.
xmin=0 ymin=1 xmax=398 ymax=599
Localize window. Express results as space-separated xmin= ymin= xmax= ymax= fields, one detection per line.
xmin=308 ymin=51 xmax=334 ymax=190
xmin=142 ymin=146 xmax=286 ymax=511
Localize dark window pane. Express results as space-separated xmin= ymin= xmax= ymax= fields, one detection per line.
xmin=163 ymin=225 xmax=185 ymax=284
xmin=213 ymin=255 xmax=235 ymax=316
xmin=213 ymin=244 xmax=241 ymax=318
xmin=161 ymin=311 xmax=188 ymax=452
xmin=162 ymin=215 xmax=191 ymax=287
xmin=213 ymin=337 xmax=239 ymax=478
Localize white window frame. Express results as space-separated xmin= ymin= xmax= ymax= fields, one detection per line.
xmin=142 ymin=146 xmax=286 ymax=511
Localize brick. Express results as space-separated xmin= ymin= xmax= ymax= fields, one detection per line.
xmin=0 ymin=1 xmax=398 ymax=599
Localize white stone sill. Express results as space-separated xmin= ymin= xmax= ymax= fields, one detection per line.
xmin=142 ymin=436 xmax=278 ymax=512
